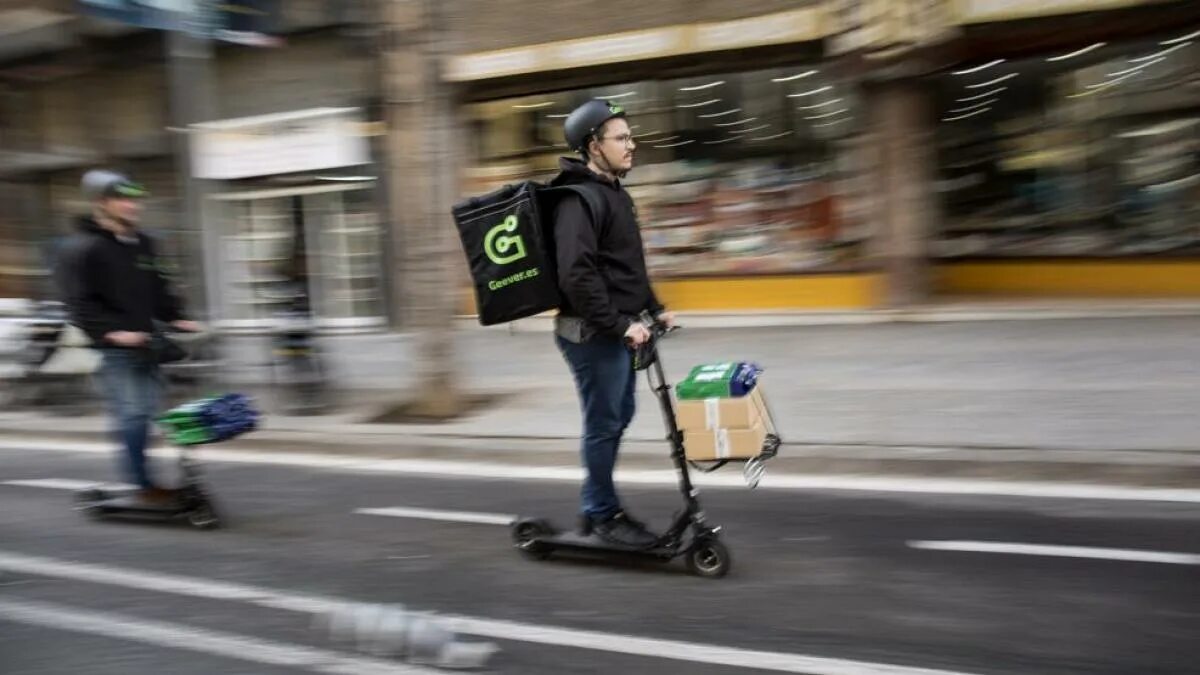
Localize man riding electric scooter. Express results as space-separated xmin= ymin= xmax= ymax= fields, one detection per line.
xmin=551 ymin=100 xmax=676 ymax=549
xmin=58 ymin=169 xmax=201 ymax=504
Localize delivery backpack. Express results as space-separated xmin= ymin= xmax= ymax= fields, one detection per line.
xmin=452 ymin=181 xmax=606 ymax=326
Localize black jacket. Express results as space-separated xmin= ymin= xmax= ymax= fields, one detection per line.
xmin=550 ymin=158 xmax=663 ymax=338
xmin=57 ymin=217 xmax=185 ymax=347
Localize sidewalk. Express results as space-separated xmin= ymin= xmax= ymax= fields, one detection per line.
xmin=2 ymin=315 xmax=1198 ymax=486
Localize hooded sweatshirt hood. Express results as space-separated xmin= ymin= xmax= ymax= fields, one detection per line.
xmin=551 ymin=157 xmax=622 ymax=188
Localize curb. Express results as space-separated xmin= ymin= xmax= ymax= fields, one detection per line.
xmin=4 ymin=429 xmax=1197 ymax=489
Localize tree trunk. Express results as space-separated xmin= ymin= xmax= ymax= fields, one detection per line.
xmin=381 ymin=0 xmax=465 ymax=419
xmin=868 ymin=80 xmax=939 ymax=308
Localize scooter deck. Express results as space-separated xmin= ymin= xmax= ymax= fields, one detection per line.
xmin=76 ymin=488 xmax=214 ymax=521
xmin=82 ymin=494 xmax=192 ymax=516
xmin=532 ymin=530 xmax=681 ymax=560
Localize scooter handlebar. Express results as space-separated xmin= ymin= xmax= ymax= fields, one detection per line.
xmin=626 ymin=314 xmax=678 ymax=373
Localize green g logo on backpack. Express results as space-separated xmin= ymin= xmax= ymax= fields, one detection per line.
xmin=484 ymin=215 xmax=527 ymax=265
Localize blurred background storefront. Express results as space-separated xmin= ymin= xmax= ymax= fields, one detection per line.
xmin=193 ymin=107 xmax=387 ymax=332
xmin=933 ymin=6 xmax=1200 ymax=297
xmin=464 ymin=68 xmax=875 ymax=311
xmin=454 ymin=5 xmax=882 ymax=312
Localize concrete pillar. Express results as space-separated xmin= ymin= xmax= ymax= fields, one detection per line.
xmin=381 ymin=0 xmax=464 ymax=416
xmin=867 ymin=80 xmax=941 ymax=307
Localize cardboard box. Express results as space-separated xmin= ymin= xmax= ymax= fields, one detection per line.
xmin=684 ymin=421 xmax=769 ymax=461
xmin=675 ymin=385 xmax=769 ymax=432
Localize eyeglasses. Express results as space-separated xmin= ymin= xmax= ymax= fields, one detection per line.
xmin=600 ymin=134 xmax=636 ymax=147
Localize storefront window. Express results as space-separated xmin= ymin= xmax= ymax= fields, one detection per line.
xmin=934 ymin=36 xmax=1200 ymax=259
xmin=464 ymin=66 xmax=869 ymax=277
xmin=220 ymin=196 xmax=295 ymax=325
xmin=309 ymin=187 xmax=385 ymax=324
xmin=214 ymin=183 xmax=384 ymax=329
xmin=0 ymin=181 xmax=52 ymax=301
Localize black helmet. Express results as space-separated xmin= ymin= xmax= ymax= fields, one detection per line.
xmin=81 ymin=169 xmax=149 ymax=201
xmin=563 ymin=99 xmax=626 ymax=152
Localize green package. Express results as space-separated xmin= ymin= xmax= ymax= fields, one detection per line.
xmin=158 ymin=400 xmax=213 ymax=445
xmin=170 ymin=429 xmax=216 ymax=446
xmin=675 ymin=362 xmax=739 ymax=400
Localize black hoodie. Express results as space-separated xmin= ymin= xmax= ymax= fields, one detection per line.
xmin=57 ymin=217 xmax=185 ymax=347
xmin=550 ymin=157 xmax=663 ymax=339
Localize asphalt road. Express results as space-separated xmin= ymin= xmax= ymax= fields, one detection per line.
xmin=1 ymin=444 xmax=1198 ymax=674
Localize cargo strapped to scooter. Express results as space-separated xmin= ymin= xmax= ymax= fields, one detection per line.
xmin=685 ymin=417 xmax=781 ymax=489
xmin=158 ymin=393 xmax=260 ymax=446
xmin=674 ymin=363 xmax=782 ymax=489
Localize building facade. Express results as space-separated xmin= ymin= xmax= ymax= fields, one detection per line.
xmin=1 ymin=0 xmax=1198 ymax=328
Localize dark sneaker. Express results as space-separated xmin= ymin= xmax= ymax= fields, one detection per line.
xmin=592 ymin=511 xmax=659 ymax=549
xmin=581 ymin=511 xmax=647 ymax=536
xmin=612 ymin=511 xmax=651 ymax=533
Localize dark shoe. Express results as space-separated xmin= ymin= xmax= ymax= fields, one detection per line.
xmin=613 ymin=511 xmax=651 ymax=533
xmin=592 ymin=511 xmax=659 ymax=549
xmin=580 ymin=512 xmax=648 ymax=536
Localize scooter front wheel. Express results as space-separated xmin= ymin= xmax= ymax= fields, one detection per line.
xmin=187 ymin=502 xmax=221 ymax=530
xmin=686 ymin=538 xmax=732 ymax=579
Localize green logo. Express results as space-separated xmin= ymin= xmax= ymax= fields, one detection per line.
xmin=609 ymin=104 xmax=624 ymax=115
xmin=488 ymin=266 xmax=539 ymax=291
xmin=136 ymin=254 xmax=172 ymax=274
xmin=484 ymin=215 xmax=527 ymax=265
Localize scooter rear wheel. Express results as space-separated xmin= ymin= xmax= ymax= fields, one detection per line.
xmin=512 ymin=520 xmax=552 ymax=560
xmin=686 ymin=538 xmax=732 ymax=578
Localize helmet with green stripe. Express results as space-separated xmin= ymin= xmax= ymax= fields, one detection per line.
xmin=81 ymin=169 xmax=149 ymax=201
xmin=563 ymin=99 xmax=627 ymax=154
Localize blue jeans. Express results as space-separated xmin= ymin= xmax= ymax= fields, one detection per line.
xmin=96 ymin=349 xmax=164 ymax=489
xmin=556 ymin=335 xmax=636 ymax=521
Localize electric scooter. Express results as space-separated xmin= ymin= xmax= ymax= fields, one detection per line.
xmin=512 ymin=313 xmax=772 ymax=578
xmin=74 ymin=443 xmax=221 ymax=529
xmin=73 ymin=329 xmax=229 ymax=528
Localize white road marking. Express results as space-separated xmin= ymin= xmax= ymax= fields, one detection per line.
xmin=4 ymin=440 xmax=1200 ymax=504
xmin=0 ymin=599 xmax=439 ymax=675
xmin=356 ymin=506 xmax=515 ymax=526
xmin=908 ymin=540 xmax=1200 ymax=565
xmin=438 ymin=614 xmax=977 ymax=675
xmin=1 ymin=478 xmax=134 ymax=491
xmin=0 ymin=550 xmax=982 ymax=675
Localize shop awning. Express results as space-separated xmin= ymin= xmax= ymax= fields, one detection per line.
xmin=446 ymin=7 xmax=827 ymax=83
xmin=0 ymin=149 xmax=99 ymax=178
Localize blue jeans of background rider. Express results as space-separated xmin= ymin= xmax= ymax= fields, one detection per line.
xmin=96 ymin=348 xmax=164 ymax=489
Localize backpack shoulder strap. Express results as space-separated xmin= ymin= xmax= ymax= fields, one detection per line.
xmin=557 ymin=183 xmax=610 ymax=236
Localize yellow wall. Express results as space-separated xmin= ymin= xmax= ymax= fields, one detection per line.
xmin=937 ymin=261 xmax=1200 ymax=297
xmin=460 ymin=273 xmax=882 ymax=315
xmin=654 ymin=274 xmax=882 ymax=311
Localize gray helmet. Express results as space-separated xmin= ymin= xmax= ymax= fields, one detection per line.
xmin=81 ymin=169 xmax=149 ymax=201
xmin=563 ymin=99 xmax=627 ymax=152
